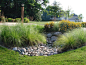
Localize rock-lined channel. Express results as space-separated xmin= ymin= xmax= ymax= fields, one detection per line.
xmin=13 ymin=45 xmax=58 ymax=56
xmin=13 ymin=32 xmax=62 ymax=56
xmin=46 ymin=32 xmax=62 ymax=46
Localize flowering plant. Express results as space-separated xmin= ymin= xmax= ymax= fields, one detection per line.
xmin=44 ymin=22 xmax=55 ymax=32
xmin=59 ymin=20 xmax=81 ymax=32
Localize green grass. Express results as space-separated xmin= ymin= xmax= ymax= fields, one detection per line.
xmin=29 ymin=21 xmax=59 ymax=25
xmin=0 ymin=22 xmax=86 ymax=65
xmin=0 ymin=46 xmax=86 ymax=65
xmin=0 ymin=24 xmax=46 ymax=47
xmin=54 ymin=28 xmax=86 ymax=51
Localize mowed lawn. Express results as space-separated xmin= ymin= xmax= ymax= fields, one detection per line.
xmin=0 ymin=46 xmax=86 ymax=65
xmin=29 ymin=21 xmax=60 ymax=25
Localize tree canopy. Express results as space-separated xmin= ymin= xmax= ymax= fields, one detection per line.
xmin=46 ymin=1 xmax=62 ymax=20
xmin=46 ymin=1 xmax=62 ymax=17
xmin=0 ymin=0 xmax=49 ymax=21
xmin=78 ymin=14 xmax=83 ymax=22
xmin=61 ymin=7 xmax=74 ymax=20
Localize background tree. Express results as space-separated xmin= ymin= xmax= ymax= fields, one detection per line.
xmin=0 ymin=0 xmax=49 ymax=21
xmin=78 ymin=14 xmax=83 ymax=22
xmin=62 ymin=7 xmax=74 ymax=20
xmin=46 ymin=1 xmax=62 ymax=21
xmin=0 ymin=0 xmax=27 ymax=18
xmin=34 ymin=11 xmax=42 ymax=21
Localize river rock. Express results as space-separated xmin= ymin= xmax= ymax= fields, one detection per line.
xmin=47 ymin=33 xmax=52 ymax=38
xmin=21 ymin=48 xmax=26 ymax=53
xmin=50 ymin=52 xmax=53 ymax=55
xmin=40 ymin=46 xmax=45 ymax=50
xmin=51 ymin=36 xmax=57 ymax=42
xmin=16 ymin=49 xmax=21 ymax=53
xmin=33 ymin=47 xmax=37 ymax=50
xmin=53 ymin=32 xmax=62 ymax=36
xmin=21 ymin=52 xmax=24 ymax=55
xmin=40 ymin=52 xmax=43 ymax=56
xmin=25 ymin=47 xmax=29 ymax=50
xmin=13 ymin=47 xmax=17 ymax=51
xmin=47 ymin=38 xmax=51 ymax=43
xmin=43 ymin=52 xmax=48 ymax=55
xmin=26 ymin=48 xmax=30 ymax=52
xmin=48 ymin=41 xmax=52 ymax=44
xmin=44 ymin=55 xmax=47 ymax=56
xmin=53 ymin=48 xmax=57 ymax=52
xmin=25 ymin=52 xmax=28 ymax=55
xmin=53 ymin=52 xmax=57 ymax=55
xmin=47 ymin=53 xmax=51 ymax=56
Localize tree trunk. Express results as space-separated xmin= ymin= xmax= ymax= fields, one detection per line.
xmin=0 ymin=7 xmax=1 ymax=22
xmin=0 ymin=12 xmax=1 ymax=17
xmin=54 ymin=16 xmax=56 ymax=21
xmin=21 ymin=6 xmax=24 ymax=23
xmin=2 ymin=10 xmax=4 ymax=16
xmin=1 ymin=9 xmax=4 ymax=22
xmin=0 ymin=7 xmax=1 ymax=17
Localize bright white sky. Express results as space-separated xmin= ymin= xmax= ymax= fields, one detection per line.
xmin=48 ymin=0 xmax=86 ymax=21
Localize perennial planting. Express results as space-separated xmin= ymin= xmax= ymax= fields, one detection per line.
xmin=59 ymin=20 xmax=82 ymax=32
xmin=44 ymin=20 xmax=86 ymax=33
xmin=44 ymin=22 xmax=54 ymax=32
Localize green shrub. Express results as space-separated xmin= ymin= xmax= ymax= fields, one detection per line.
xmin=44 ymin=22 xmax=55 ymax=32
xmin=81 ymin=22 xmax=86 ymax=27
xmin=44 ymin=22 xmax=59 ymax=32
xmin=5 ymin=18 xmax=8 ymax=22
xmin=1 ymin=16 xmax=6 ymax=22
xmin=5 ymin=18 xmax=15 ymax=22
xmin=12 ymin=19 xmax=15 ymax=22
xmin=0 ymin=24 xmax=46 ymax=47
xmin=24 ymin=17 xmax=29 ymax=23
xmin=8 ymin=18 xmax=13 ymax=22
xmin=54 ymin=28 xmax=86 ymax=52
xmin=15 ymin=18 xmax=21 ymax=22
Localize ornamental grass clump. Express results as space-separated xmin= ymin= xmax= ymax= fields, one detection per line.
xmin=54 ymin=28 xmax=86 ymax=52
xmin=0 ymin=24 xmax=46 ymax=47
xmin=32 ymin=25 xmax=44 ymax=33
xmin=59 ymin=20 xmax=82 ymax=32
xmin=52 ymin=22 xmax=59 ymax=32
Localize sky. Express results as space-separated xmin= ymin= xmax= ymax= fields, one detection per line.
xmin=48 ymin=0 xmax=86 ymax=21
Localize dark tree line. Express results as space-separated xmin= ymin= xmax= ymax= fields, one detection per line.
xmin=0 ymin=0 xmax=48 ymax=21
xmin=0 ymin=0 xmax=78 ymax=21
